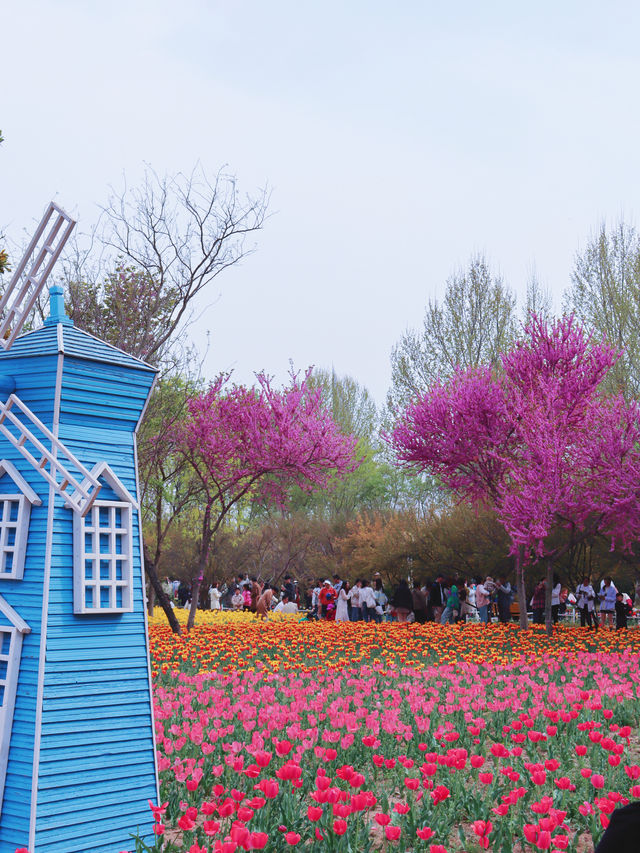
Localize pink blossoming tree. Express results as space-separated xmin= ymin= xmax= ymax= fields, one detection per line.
xmin=172 ymin=370 xmax=358 ymax=629
xmin=392 ymin=316 xmax=640 ymax=633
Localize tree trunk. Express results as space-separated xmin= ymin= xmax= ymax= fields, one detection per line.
xmin=147 ymin=582 xmax=155 ymax=617
xmin=187 ymin=577 xmax=201 ymax=632
xmin=187 ymin=557 xmax=209 ymax=631
xmin=516 ymin=544 xmax=528 ymax=629
xmin=187 ymin=506 xmax=214 ymax=631
xmin=144 ymin=544 xmax=182 ymax=635
xmin=545 ymin=560 xmax=554 ymax=636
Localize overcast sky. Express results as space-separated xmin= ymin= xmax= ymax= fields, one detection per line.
xmin=3 ymin=0 xmax=640 ymax=406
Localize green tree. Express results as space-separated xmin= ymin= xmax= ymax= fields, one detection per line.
xmin=388 ymin=255 xmax=516 ymax=410
xmin=309 ymin=368 xmax=378 ymax=441
xmin=525 ymin=272 xmax=553 ymax=324
xmin=67 ymin=264 xmax=177 ymax=365
xmin=138 ymin=374 xmax=203 ymax=633
xmin=566 ymin=220 xmax=640 ymax=397
xmin=289 ymin=369 xmax=427 ymax=519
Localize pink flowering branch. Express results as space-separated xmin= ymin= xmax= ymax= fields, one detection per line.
xmin=170 ymin=369 xmax=358 ymax=629
xmin=391 ymin=316 xmax=640 ymax=632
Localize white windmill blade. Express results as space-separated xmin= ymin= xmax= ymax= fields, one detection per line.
xmin=0 ymin=203 xmax=75 ymax=350
xmin=0 ymin=394 xmax=101 ymax=516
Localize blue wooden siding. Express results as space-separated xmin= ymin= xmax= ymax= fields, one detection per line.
xmin=33 ymin=349 xmax=156 ymax=852
xmin=0 ymin=326 xmax=158 ymax=853
xmin=1 ymin=323 xmax=154 ymax=376
xmin=62 ymin=327 xmax=153 ymax=372
xmin=0 ymin=326 xmax=59 ymax=360
xmin=0 ymin=352 xmax=56 ymax=853
xmin=35 ymin=507 xmax=156 ymax=848
xmin=60 ymin=358 xmax=153 ymax=431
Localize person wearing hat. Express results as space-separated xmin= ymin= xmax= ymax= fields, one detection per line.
xmin=319 ymin=579 xmax=336 ymax=619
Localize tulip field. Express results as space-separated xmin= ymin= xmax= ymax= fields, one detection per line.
xmin=128 ymin=613 xmax=640 ymax=853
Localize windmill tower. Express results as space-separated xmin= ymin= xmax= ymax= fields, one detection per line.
xmin=0 ymin=204 xmax=158 ymax=853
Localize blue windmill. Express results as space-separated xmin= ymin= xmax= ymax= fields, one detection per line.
xmin=0 ymin=204 xmax=159 ymax=853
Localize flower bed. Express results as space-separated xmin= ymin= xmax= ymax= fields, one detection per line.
xmin=129 ymin=622 xmax=640 ymax=852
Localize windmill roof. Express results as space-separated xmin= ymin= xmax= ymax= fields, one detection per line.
xmin=0 ymin=323 xmax=157 ymax=373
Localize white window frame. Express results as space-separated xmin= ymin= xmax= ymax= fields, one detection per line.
xmin=0 ymin=597 xmax=30 ymax=817
xmin=0 ymin=459 xmax=41 ymax=581
xmin=73 ymin=500 xmax=134 ymax=614
xmin=0 ymin=495 xmax=29 ymax=580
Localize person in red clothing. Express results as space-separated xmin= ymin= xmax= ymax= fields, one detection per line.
xmin=318 ymin=580 xmax=337 ymax=620
xmin=531 ymin=578 xmax=546 ymax=624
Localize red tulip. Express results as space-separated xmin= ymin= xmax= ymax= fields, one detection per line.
xmin=416 ymin=827 xmax=434 ymax=841
xmin=472 ymin=820 xmax=493 ymax=837
xmin=275 ymin=739 xmax=292 ymax=756
xmin=333 ymin=819 xmax=348 ymax=836
xmin=431 ymin=784 xmax=450 ymax=804
xmin=257 ymin=779 xmax=279 ymax=798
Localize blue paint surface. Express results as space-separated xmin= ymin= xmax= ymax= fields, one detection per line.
xmin=0 ymin=318 xmax=158 ymax=853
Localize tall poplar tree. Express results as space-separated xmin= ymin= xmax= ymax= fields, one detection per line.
xmin=388 ymin=254 xmax=516 ymax=411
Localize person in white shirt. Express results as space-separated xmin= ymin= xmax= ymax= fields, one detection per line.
xmin=208 ymin=582 xmax=221 ymax=611
xmin=599 ymin=577 xmax=618 ymax=630
xmin=336 ymin=582 xmax=350 ymax=622
xmin=551 ymin=576 xmax=562 ymax=624
xmin=373 ymin=579 xmax=388 ymax=623
xmin=360 ymin=581 xmax=376 ymax=623
xmin=311 ymin=582 xmax=321 ymax=619
xmin=349 ymin=580 xmax=362 ymax=621
xmin=576 ymin=577 xmax=597 ymax=629
xmin=273 ymin=595 xmax=299 ymax=615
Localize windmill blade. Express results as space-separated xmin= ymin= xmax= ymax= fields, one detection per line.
xmin=0 ymin=203 xmax=75 ymax=350
xmin=0 ymin=394 xmax=100 ymax=515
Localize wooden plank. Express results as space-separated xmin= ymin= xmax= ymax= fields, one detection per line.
xmin=36 ymin=755 xmax=155 ymax=787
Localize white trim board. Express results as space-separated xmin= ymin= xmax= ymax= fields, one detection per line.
xmin=0 ymin=459 xmax=42 ymax=506
xmin=0 ymin=595 xmax=31 ymax=634
xmin=29 ymin=351 xmax=63 ymax=850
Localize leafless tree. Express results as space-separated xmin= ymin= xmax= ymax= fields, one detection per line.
xmin=64 ymin=165 xmax=269 ymax=367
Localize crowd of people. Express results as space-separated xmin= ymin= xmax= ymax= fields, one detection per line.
xmin=527 ymin=575 xmax=638 ymax=630
xmin=161 ymin=572 xmax=640 ymax=628
xmin=210 ymin=573 xmax=518 ymax=624
xmin=571 ymin=576 xmax=636 ymax=630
